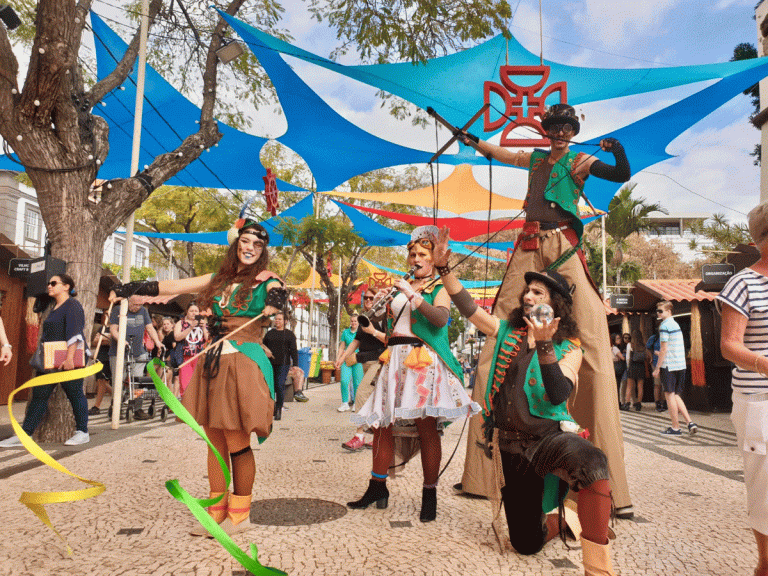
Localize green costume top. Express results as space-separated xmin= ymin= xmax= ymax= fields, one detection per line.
xmin=212 ymin=279 xmax=277 ymax=401
xmin=528 ymin=149 xmax=587 ymax=238
xmin=386 ymin=282 xmax=463 ymax=381
xmin=484 ymin=319 xmax=578 ymax=427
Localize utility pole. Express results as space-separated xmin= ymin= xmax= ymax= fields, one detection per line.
xmin=754 ymin=1 xmax=768 ymax=201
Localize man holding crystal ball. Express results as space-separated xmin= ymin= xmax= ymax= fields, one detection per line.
xmin=433 ymin=228 xmax=616 ymax=575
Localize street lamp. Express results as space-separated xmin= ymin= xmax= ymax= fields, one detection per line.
xmin=0 ymin=5 xmax=20 ymax=30
xmin=216 ymin=39 xmax=244 ymax=64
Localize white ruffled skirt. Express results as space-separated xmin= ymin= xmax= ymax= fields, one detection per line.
xmin=352 ymin=343 xmax=481 ymax=429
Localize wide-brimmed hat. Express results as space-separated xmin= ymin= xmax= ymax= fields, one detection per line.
xmin=524 ymin=269 xmax=574 ymax=303
xmin=540 ymin=103 xmax=580 ymax=136
xmin=227 ymin=218 xmax=270 ymax=245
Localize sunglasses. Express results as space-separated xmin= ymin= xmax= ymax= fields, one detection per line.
xmin=656 ymin=310 xmax=664 ymax=314
xmin=48 ymin=280 xmax=59 ymax=287
xmin=363 ymin=296 xmax=375 ymax=301
xmin=546 ymin=123 xmax=574 ymax=136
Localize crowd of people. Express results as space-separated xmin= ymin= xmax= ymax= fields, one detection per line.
xmin=2 ymin=103 xmax=768 ymax=576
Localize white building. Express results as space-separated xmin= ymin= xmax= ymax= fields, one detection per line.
xmin=645 ymin=213 xmax=712 ymax=263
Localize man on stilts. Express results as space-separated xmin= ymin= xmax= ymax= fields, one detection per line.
xmin=457 ymin=103 xmax=635 ymax=518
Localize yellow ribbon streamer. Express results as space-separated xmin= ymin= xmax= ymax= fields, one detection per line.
xmin=7 ymin=363 xmax=106 ymax=556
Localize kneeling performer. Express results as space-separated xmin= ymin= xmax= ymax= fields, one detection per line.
xmin=434 ymin=228 xmax=615 ymax=575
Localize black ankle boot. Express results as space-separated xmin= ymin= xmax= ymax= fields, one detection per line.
xmin=419 ymin=487 xmax=437 ymax=522
xmin=273 ymin=407 xmax=282 ymax=421
xmin=347 ymin=479 xmax=389 ymax=509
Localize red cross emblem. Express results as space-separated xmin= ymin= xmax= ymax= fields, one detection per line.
xmin=484 ymin=65 xmax=567 ymax=147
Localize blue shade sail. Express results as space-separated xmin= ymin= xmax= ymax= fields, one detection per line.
xmin=76 ymin=13 xmax=304 ymax=192
xmin=219 ymin=12 xmax=487 ymax=191
xmin=218 ymin=11 xmax=768 ymax=136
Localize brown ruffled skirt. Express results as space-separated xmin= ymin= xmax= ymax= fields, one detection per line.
xmin=181 ymin=351 xmax=274 ymax=437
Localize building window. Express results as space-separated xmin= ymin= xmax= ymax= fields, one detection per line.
xmin=650 ymin=224 xmax=681 ymax=237
xmin=24 ymin=207 xmax=41 ymax=242
xmin=114 ymin=240 xmax=124 ymax=264
xmin=135 ymin=247 xmax=146 ymax=268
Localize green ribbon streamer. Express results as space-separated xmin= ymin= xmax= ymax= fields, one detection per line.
xmin=147 ymin=359 xmax=286 ymax=576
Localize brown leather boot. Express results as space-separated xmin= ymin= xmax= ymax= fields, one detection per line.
xmin=219 ymin=493 xmax=253 ymax=535
xmin=581 ymin=537 xmax=617 ymax=576
xmin=190 ymin=491 xmax=228 ymax=536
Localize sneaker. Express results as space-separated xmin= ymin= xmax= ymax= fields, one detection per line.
xmin=88 ymin=406 xmax=101 ymax=415
xmin=342 ymin=436 xmax=364 ymax=451
xmin=655 ymin=401 xmax=665 ymax=412
xmin=619 ymin=403 xmax=630 ymax=411
xmin=615 ymin=505 xmax=634 ymax=519
xmin=293 ymin=391 xmax=309 ymax=402
xmin=134 ymin=409 xmax=151 ymax=420
xmin=688 ymin=422 xmax=698 ymax=435
xmin=0 ymin=435 xmax=23 ymax=447
xmin=337 ymin=403 xmax=350 ymax=412
xmin=64 ymin=431 xmax=90 ymax=446
xmin=364 ymin=439 xmax=373 ymax=449
xmin=661 ymin=427 xmax=682 ymax=435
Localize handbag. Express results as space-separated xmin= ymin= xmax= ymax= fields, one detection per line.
xmin=345 ymin=353 xmax=358 ymax=367
xmin=42 ymin=341 xmax=85 ymax=370
xmin=143 ymin=329 xmax=155 ymax=351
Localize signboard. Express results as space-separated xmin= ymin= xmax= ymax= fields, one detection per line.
xmin=8 ymin=258 xmax=31 ymax=279
xmin=701 ymin=263 xmax=735 ymax=286
xmin=610 ymin=294 xmax=634 ymax=309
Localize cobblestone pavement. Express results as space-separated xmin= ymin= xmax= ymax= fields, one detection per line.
xmin=0 ymin=383 xmax=753 ymax=576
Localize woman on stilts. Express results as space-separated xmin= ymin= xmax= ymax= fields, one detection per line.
xmin=348 ymin=225 xmax=481 ymax=522
xmin=111 ymin=219 xmax=285 ymax=536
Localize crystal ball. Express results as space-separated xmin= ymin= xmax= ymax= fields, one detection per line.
xmin=531 ymin=303 xmax=554 ymax=325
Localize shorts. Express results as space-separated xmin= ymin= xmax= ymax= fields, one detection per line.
xmin=661 ymin=367 xmax=686 ymax=395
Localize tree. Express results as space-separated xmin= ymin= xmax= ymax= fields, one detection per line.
xmin=687 ymin=213 xmax=752 ymax=259
xmin=135 ymin=185 xmax=239 ymax=278
xmin=602 ymin=183 xmax=667 ymax=285
xmin=732 ymin=41 xmax=761 ymax=165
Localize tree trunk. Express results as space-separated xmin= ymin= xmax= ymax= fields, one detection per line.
xmin=31 ymin=174 xmax=109 ymax=442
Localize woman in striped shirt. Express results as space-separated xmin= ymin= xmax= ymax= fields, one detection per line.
xmin=718 ymin=201 xmax=768 ymax=576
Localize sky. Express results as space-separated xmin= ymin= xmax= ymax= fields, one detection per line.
xmin=86 ymin=0 xmax=765 ymax=224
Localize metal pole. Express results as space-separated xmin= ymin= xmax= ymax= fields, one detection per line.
xmin=601 ymin=214 xmax=608 ymax=300
xmin=112 ymin=0 xmax=148 ymax=429
xmin=335 ymin=257 xmax=342 ymax=359
xmin=308 ymin=189 xmax=317 ymax=348
xmin=757 ymin=1 xmax=768 ymax=201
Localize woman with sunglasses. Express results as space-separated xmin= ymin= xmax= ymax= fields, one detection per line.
xmin=0 ymin=274 xmax=90 ymax=447
xmin=457 ymin=103 xmax=636 ymax=518
xmin=348 ymin=226 xmax=481 ymax=522
xmin=109 ymin=219 xmax=286 ymax=536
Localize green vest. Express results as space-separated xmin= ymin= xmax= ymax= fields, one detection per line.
xmin=386 ymin=283 xmax=463 ymax=381
xmin=529 ymin=149 xmax=586 ymax=238
xmin=485 ymin=319 xmax=577 ymax=427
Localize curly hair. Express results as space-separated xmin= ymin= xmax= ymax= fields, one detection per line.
xmin=197 ymin=224 xmax=270 ymax=312
xmin=508 ymin=289 xmax=579 ymax=343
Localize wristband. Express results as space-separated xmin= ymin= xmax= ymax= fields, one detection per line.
xmin=436 ymin=264 xmax=451 ymax=276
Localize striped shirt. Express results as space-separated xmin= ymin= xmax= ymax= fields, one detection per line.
xmin=659 ymin=316 xmax=686 ymax=371
xmin=717 ymin=269 xmax=768 ymax=393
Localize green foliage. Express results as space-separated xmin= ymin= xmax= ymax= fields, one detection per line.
xmin=732 ymin=42 xmax=760 ymax=115
xmin=105 ymin=263 xmax=156 ymax=281
xmin=604 ymin=184 xmax=667 ymax=250
xmin=308 ymin=0 xmax=512 ymax=64
xmin=447 ymin=305 xmax=465 ymax=345
xmin=120 ymin=0 xmax=293 ymax=130
xmin=687 ymin=213 xmax=752 ymax=256
xmin=135 ymin=185 xmax=240 ymax=277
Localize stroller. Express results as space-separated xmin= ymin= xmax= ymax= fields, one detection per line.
xmin=108 ymin=337 xmax=170 ymax=422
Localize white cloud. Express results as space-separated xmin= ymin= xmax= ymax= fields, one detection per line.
xmin=713 ymin=0 xmax=755 ymax=10
xmin=567 ymin=0 xmax=681 ymax=50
